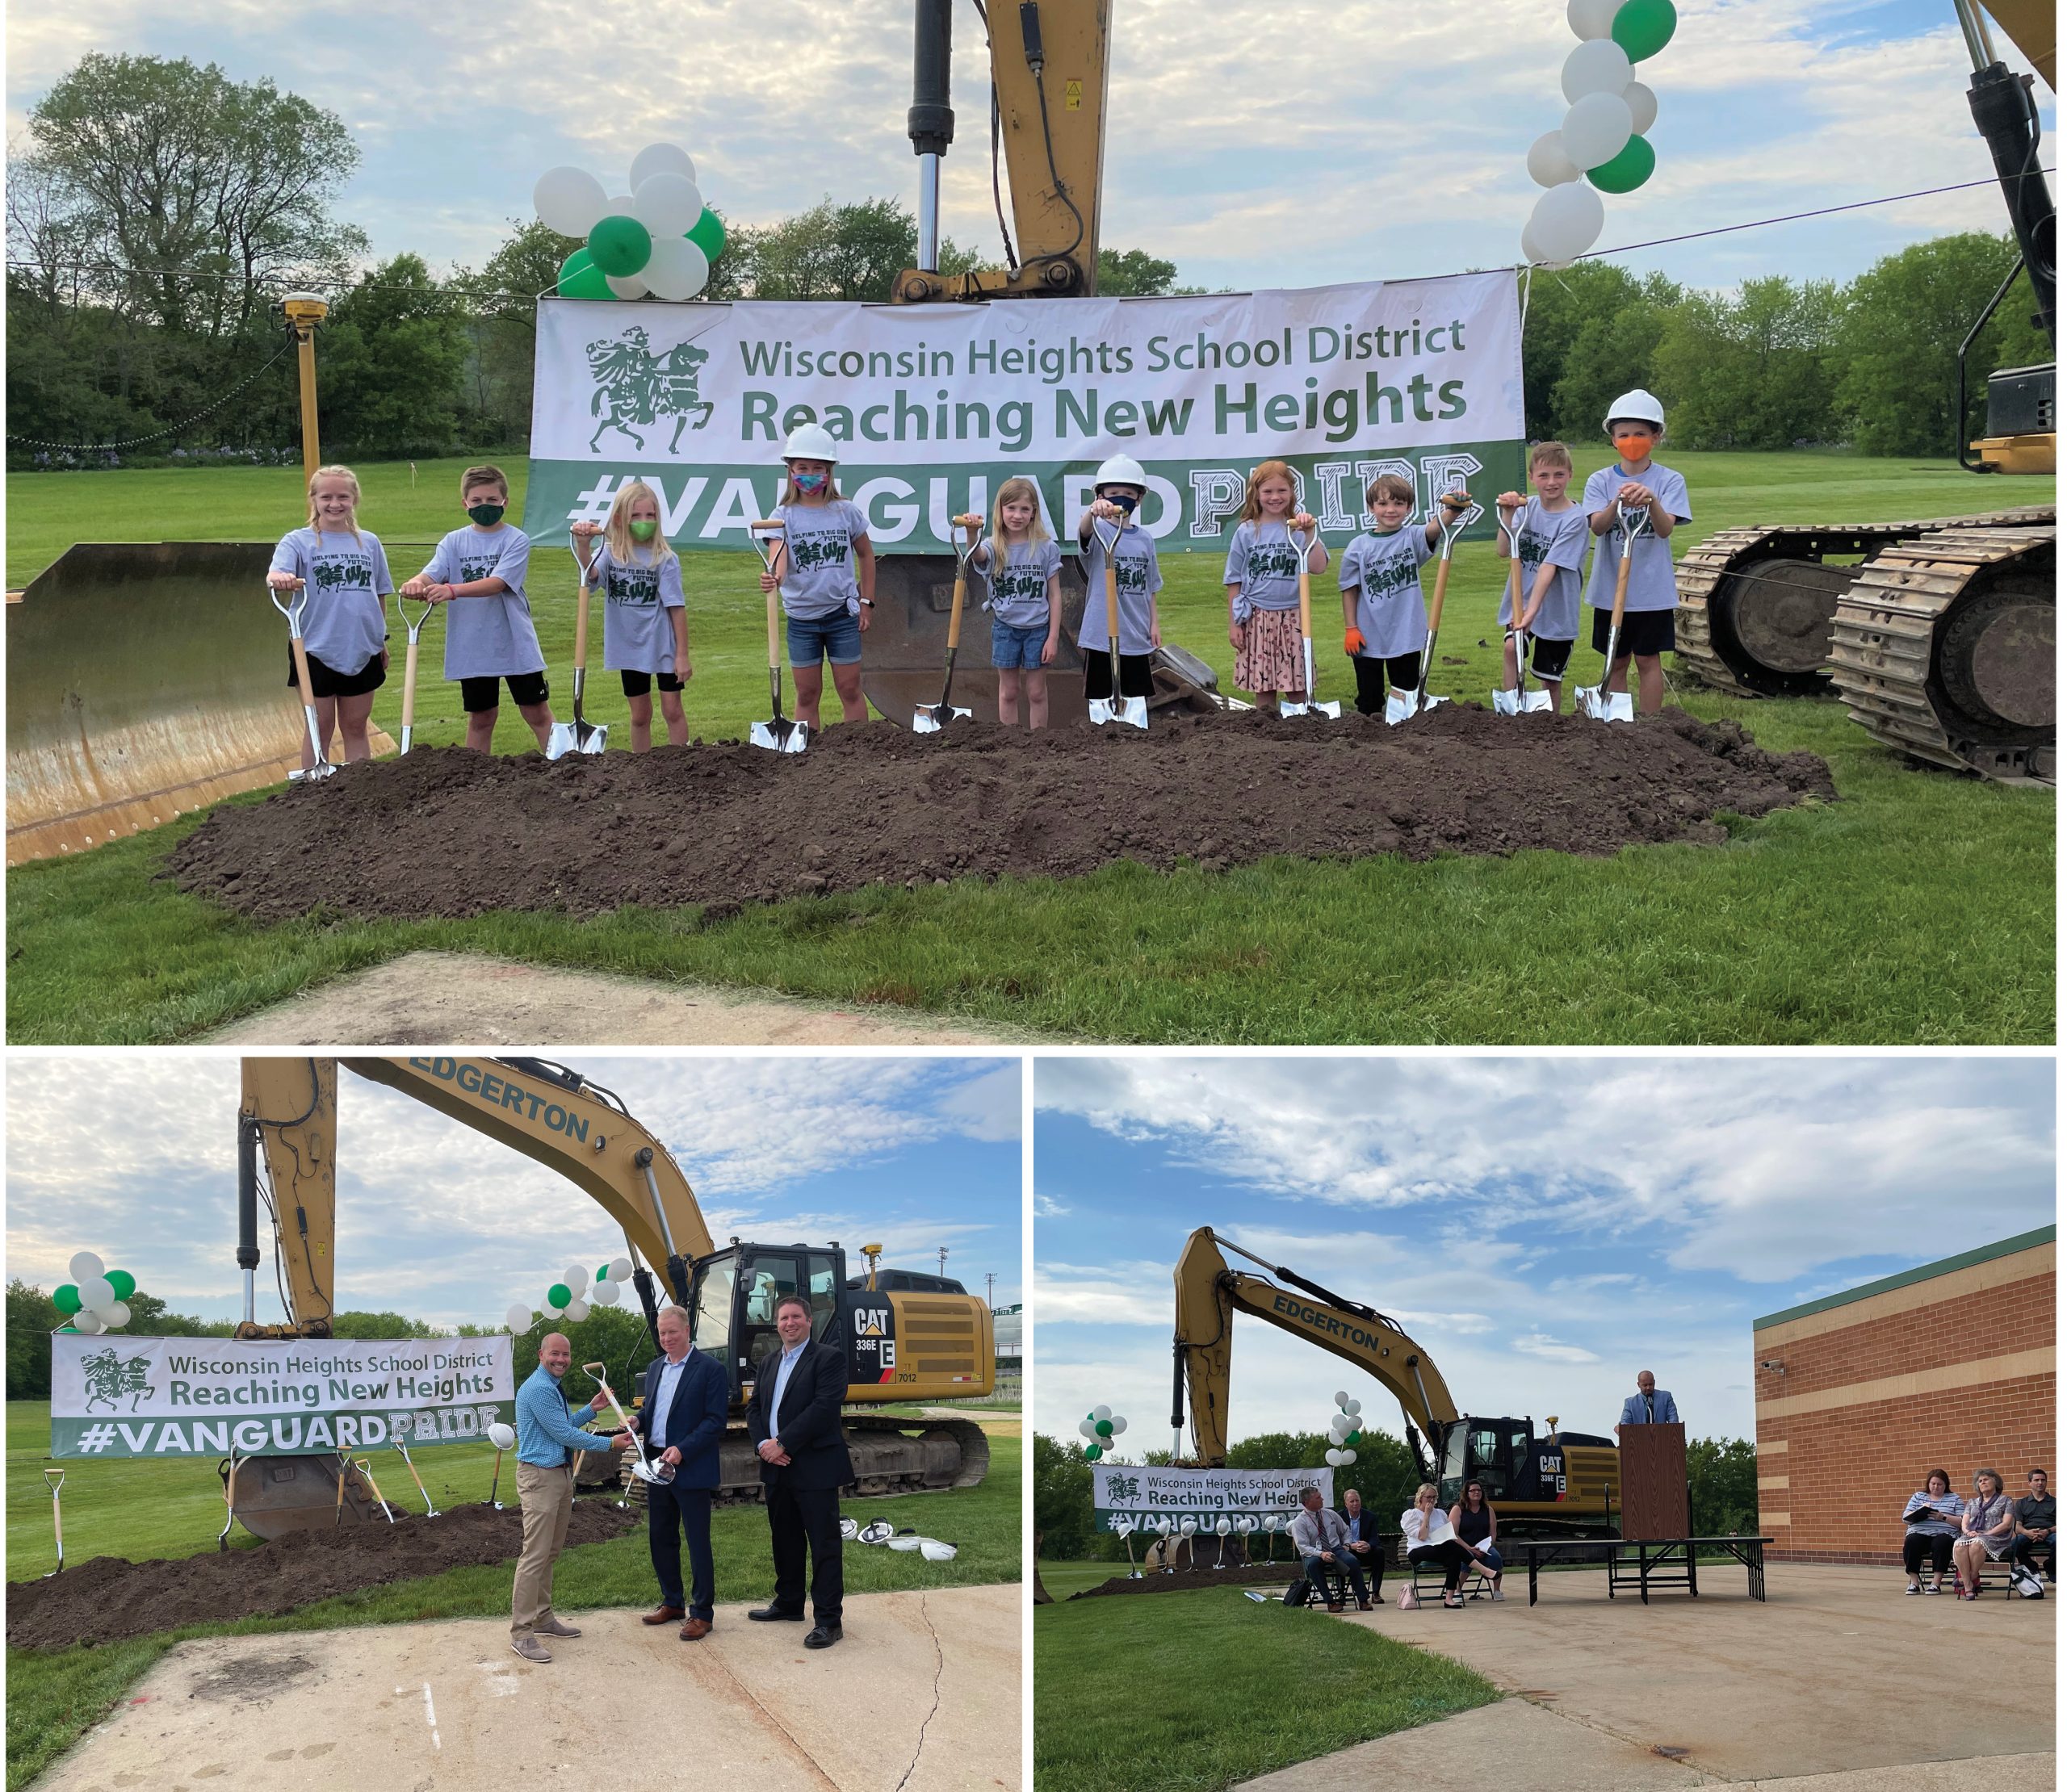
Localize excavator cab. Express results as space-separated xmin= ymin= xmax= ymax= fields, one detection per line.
xmin=688 ymin=1243 xmax=849 ymax=1401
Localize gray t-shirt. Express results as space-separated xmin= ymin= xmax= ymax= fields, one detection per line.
xmin=973 ymin=537 xmax=1063 ymax=630
xmin=421 ymin=525 xmax=544 ymax=678
xmin=1499 ymin=500 xmax=1589 ymax=640
xmin=269 ymin=528 xmax=392 ymax=676
xmin=776 ymin=499 xmax=869 ymax=622
xmin=1222 ymin=520 xmax=1321 ymax=619
xmin=1338 ymin=527 xmax=1434 ymax=659
xmin=588 ymin=542 xmax=686 ymax=674
xmin=1583 ymin=461 xmax=1691 ymax=614
xmin=1076 ymin=521 xmax=1162 ymax=655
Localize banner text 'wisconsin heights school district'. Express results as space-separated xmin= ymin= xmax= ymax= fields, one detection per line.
xmin=526 ymin=274 xmax=1523 ymax=554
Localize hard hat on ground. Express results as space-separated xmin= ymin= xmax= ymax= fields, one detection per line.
xmin=1604 ymin=389 xmax=1666 ymax=429
xmin=1093 ymin=452 xmax=1149 ymax=489
xmin=782 ymin=422 xmax=840 ymax=463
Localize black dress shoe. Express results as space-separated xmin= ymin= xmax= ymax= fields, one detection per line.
xmin=803 ymin=1624 xmax=843 ymax=1649
xmin=748 ymin=1605 xmax=807 ymax=1622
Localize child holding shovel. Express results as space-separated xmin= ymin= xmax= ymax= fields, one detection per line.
xmin=1582 ymin=390 xmax=1690 ymax=715
xmin=971 ymin=476 xmax=1063 ymax=727
xmin=1335 ymin=475 xmax=1465 ymax=718
xmin=761 ymin=423 xmax=875 ymax=730
xmin=404 ymin=464 xmax=557 ymax=753
xmin=266 ymin=463 xmax=394 ymax=769
xmin=1075 ymin=452 xmax=1163 ymax=714
xmin=1224 ymin=460 xmax=1328 ymax=714
xmin=1496 ymin=442 xmax=1590 ymax=713
xmin=572 ymin=480 xmax=690 ymax=752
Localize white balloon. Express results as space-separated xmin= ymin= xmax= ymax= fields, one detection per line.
xmin=641 ymin=235 xmax=711 ymax=302
xmin=73 ymin=1310 xmax=105 ymax=1334
xmin=504 ymin=1302 xmax=532 ymax=1333
xmin=630 ymin=143 xmax=698 ymax=191
xmin=1333 ymin=1390 xmax=1348 ymax=1408
xmin=1344 ymin=1400 xmax=1361 ymax=1416
xmin=591 ymin=1279 xmax=622 ymax=1306
xmin=1092 ymin=1405 xmax=1112 ymax=1421
xmin=564 ymin=1266 xmax=587 ymax=1292
xmin=1340 ymin=1449 xmax=1357 ymax=1466
xmin=605 ymin=272 xmax=650 ymax=300
xmin=631 ymin=172 xmax=704 ymax=240
xmin=608 ymin=1258 xmax=634 ymax=1283
xmin=69 ymin=1252 xmax=105 ymax=1282
xmin=1324 ymin=1447 xmax=1341 ymax=1466
xmin=78 ymin=1275 xmax=115 ymax=1312
xmin=1561 ymin=90 xmax=1634 ymax=172
xmin=1567 ymin=0 xmax=1620 ymax=37
xmin=1528 ymin=128 xmax=1582 ymax=187
xmin=488 ymin=1422 xmax=518 ymax=1451
xmin=1109 ymin=1416 xmax=1128 ymax=1436
xmin=103 ymin=1302 xmax=131 ymax=1329
xmin=1528 ymin=178 xmax=1608 ymax=264
xmin=1625 ymin=81 xmax=1658 ymax=136
xmin=1562 ymin=37 xmax=1633 ymax=103
xmin=534 ymin=165 xmax=610 ymax=238
xmin=565 ymin=1300 xmax=590 ymax=1323
xmin=1079 ymin=1418 xmax=1099 ymax=1438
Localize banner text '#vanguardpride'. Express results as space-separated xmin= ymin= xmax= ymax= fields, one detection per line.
xmin=64 ymin=1405 xmax=505 ymax=1456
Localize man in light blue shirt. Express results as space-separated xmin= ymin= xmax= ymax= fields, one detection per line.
xmin=1617 ymin=1370 xmax=1680 ymax=1427
xmin=511 ymin=1331 xmax=630 ymax=1661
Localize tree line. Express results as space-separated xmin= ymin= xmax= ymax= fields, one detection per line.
xmin=6 ymin=53 xmax=2048 ymax=468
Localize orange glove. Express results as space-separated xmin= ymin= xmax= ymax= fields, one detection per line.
xmin=1344 ymin=627 xmax=1365 ymax=656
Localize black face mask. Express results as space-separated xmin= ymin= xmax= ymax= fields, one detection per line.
xmin=467 ymin=502 xmax=505 ymax=526
xmin=1098 ymin=489 xmax=1141 ymax=514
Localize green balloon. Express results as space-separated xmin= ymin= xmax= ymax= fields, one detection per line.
xmin=558 ymin=249 xmax=612 ymax=300
xmin=547 ymin=1282 xmax=572 ymax=1309
xmin=1588 ymin=133 xmax=1656 ymax=193
xmin=54 ymin=1284 xmax=82 ymax=1314
xmin=108 ymin=1270 xmax=136 ymax=1300
xmin=1095 ymin=1419 xmax=1113 ymax=1437
xmin=1611 ymin=0 xmax=1676 ymax=60
xmin=1085 ymin=1443 xmax=1103 ymax=1460
xmin=1345 ymin=1429 xmax=1362 ymax=1446
xmin=687 ymin=208 xmax=727 ymax=264
xmin=589 ymin=214 xmax=652 ymax=278
xmin=597 ymin=1265 xmax=610 ymax=1282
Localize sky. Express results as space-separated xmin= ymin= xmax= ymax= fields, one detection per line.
xmin=1034 ymin=1055 xmax=2055 ymax=1455
xmin=6 ymin=0 xmax=2053 ymax=296
xmin=6 ymin=1054 xmax=1023 ymax=1329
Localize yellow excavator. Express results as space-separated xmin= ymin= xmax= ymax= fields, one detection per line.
xmin=1676 ymin=0 xmax=2055 ymax=781
xmin=225 ymin=1056 xmax=992 ymax=1538
xmin=1173 ymin=1229 xmax=1620 ymax=1536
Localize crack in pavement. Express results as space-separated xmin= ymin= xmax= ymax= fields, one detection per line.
xmin=891 ymin=1592 xmax=945 ymax=1792
xmin=686 ymin=1645 xmax=841 ymax=1791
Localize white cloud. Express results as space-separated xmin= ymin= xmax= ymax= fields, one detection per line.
xmin=933 ymin=1061 xmax=1023 ymax=1144
xmin=1511 ymin=1333 xmax=1603 ymax=1363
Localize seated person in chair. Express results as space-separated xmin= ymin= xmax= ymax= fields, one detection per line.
xmin=1286 ymin=1487 xmax=1369 ymax=1610
xmin=1340 ymin=1488 xmax=1385 ymax=1597
xmin=1451 ymin=1479 xmax=1504 ymax=1601
xmin=1401 ymin=1483 xmax=1477 ymax=1609
xmin=1901 ymin=1467 xmax=1962 ymax=1595
xmin=2011 ymin=1468 xmax=2055 ymax=1585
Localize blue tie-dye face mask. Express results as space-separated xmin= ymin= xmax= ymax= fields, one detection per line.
xmin=793 ymin=471 xmax=828 ymax=494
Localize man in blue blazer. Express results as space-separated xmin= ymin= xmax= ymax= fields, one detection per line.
xmin=1619 ymin=1370 xmax=1680 ymax=1427
xmin=631 ymin=1304 xmax=731 ymax=1640
xmin=747 ymin=1293 xmax=854 ymax=1648
xmin=1338 ymin=1487 xmax=1386 ymax=1598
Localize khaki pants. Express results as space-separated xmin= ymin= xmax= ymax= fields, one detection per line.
xmin=512 ymin=1461 xmax=574 ymax=1639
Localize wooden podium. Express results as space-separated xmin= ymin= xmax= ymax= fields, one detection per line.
xmin=1617 ymin=1421 xmax=1691 ymax=1540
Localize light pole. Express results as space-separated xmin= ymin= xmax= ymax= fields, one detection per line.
xmin=281 ymin=293 xmax=329 ymax=486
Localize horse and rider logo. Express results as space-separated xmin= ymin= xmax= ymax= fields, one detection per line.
xmin=587 ymin=326 xmax=715 ymax=454
xmin=80 ymin=1348 xmax=156 ymax=1413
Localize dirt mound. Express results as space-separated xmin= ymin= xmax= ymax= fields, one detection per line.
xmin=6 ymin=1498 xmax=637 ymax=1650
xmin=1069 ymin=1562 xmax=1302 ymax=1597
xmin=165 ymin=708 xmax=1834 ymax=924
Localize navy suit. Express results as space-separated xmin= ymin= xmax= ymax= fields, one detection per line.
xmin=1619 ymin=1388 xmax=1680 ymax=1426
xmin=748 ymin=1338 xmax=854 ymax=1624
xmin=1339 ymin=1506 xmax=1386 ymax=1593
xmin=634 ymin=1347 xmax=729 ymax=1618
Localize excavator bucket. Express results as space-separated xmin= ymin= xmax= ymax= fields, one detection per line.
xmin=858 ymin=551 xmax=1231 ymax=727
xmin=7 ymin=542 xmax=394 ymax=866
xmin=228 ymin=1452 xmax=388 ymax=1541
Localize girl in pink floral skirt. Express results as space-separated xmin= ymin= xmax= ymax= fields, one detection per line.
xmin=1225 ymin=458 xmax=1329 ymax=713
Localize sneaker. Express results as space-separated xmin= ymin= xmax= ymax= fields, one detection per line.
xmin=510 ymin=1636 xmax=551 ymax=1663
xmin=1924 ymin=1581 xmax=1943 ymax=1594
xmin=535 ymin=1616 xmax=581 ymax=1639
xmin=1491 ymin=1588 xmax=1506 ymax=1602
xmin=1906 ymin=1581 xmax=1922 ymax=1595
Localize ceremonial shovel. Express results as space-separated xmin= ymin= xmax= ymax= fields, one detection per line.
xmin=1578 ymin=505 xmax=1649 ymax=723
xmin=1492 ymin=502 xmax=1552 ymax=716
xmin=547 ymin=531 xmax=610 ymax=759
xmin=913 ymin=515 xmax=985 ymax=732
xmin=269 ymin=583 xmax=337 ymax=780
xmin=1386 ymin=492 xmax=1473 ymax=724
xmin=748 ymin=520 xmax=809 ymax=752
xmin=43 ymin=1468 xmax=64 ymax=1576
xmin=1085 ymin=510 xmax=1148 ymax=731
xmin=392 ymin=587 xmax=439 ymax=752
xmin=1277 ymin=522 xmax=1340 ymax=719
xmin=583 ymin=1362 xmax=673 ymax=1484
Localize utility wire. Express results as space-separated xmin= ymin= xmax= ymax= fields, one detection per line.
xmin=6 ymin=333 xmax=297 ymax=452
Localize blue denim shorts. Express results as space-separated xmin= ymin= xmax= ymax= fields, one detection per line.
xmin=786 ymin=608 xmax=862 ymax=668
xmin=991 ymin=620 xmax=1049 ymax=671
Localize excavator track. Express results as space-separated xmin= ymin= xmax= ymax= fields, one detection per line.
xmin=1675 ymin=508 xmax=2056 ymax=697
xmin=1829 ymin=523 xmax=2057 ymax=784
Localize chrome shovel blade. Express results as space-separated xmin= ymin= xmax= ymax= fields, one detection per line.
xmin=1279 ymin=698 xmax=1341 ymax=720
xmin=749 ymin=718 xmax=810 ymax=753
xmin=1384 ymin=688 xmax=1419 ymax=726
xmin=1520 ymin=689 xmax=1553 ymax=714
xmin=544 ymin=722 xmax=579 ymax=761
xmin=572 ymin=719 xmax=608 ymax=756
xmin=1493 ymin=688 xmax=1522 ymax=715
xmin=912 ymin=704 xmax=972 ymax=735
xmin=1577 ymin=687 xmax=1634 ymax=722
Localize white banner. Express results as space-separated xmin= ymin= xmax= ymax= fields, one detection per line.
xmin=525 ymin=274 xmax=1523 ymax=553
xmin=51 ymin=1334 xmax=517 ymax=1459
xmin=1091 ymin=1463 xmax=1334 ymax=1535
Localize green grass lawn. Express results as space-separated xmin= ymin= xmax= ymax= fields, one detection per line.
xmin=1034 ymin=1580 xmax=1500 ymax=1792
xmin=7 ymin=450 xmax=2054 ymax=1044
xmin=5 ymin=1399 xmax=1019 ymax=1790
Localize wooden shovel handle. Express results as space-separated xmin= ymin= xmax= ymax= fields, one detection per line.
xmin=1296 ymin=523 xmax=1315 ymax=640
xmin=948 ymin=567 xmax=966 ymax=651
xmin=288 ymin=634 xmax=320 ymax=710
xmin=1427 ymin=551 xmax=1454 ymax=636
xmin=1608 ymin=529 xmax=1634 ymax=630
xmin=401 ymin=635 xmax=420 ymax=734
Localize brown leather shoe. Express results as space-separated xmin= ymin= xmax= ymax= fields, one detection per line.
xmin=641 ymin=1606 xmax=686 ymax=1626
xmin=678 ymin=1616 xmax=712 ymax=1641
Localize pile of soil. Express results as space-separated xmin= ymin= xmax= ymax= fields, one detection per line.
xmin=6 ymin=1498 xmax=637 ymax=1650
xmin=1070 ymin=1562 xmax=1302 ymax=1598
xmin=166 ymin=707 xmax=1834 ymax=924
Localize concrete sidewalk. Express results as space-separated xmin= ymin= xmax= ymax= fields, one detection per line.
xmin=34 ymin=1585 xmax=1020 ymax=1792
xmin=1238 ymin=1562 xmax=2052 ymax=1790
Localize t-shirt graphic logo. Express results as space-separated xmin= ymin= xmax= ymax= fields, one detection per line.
xmin=1365 ymin=554 xmax=1418 ymax=599
xmin=460 ymin=556 xmax=500 ymax=584
xmin=610 ymin=566 xmax=660 ymax=607
xmin=790 ymin=531 xmax=850 ymax=574
xmin=1114 ymin=556 xmax=1151 ymax=596
xmin=996 ymin=567 xmax=1046 ymax=604
xmin=1248 ymin=542 xmax=1301 ymax=582
xmin=585 ymin=325 xmax=715 ymax=454
xmin=311 ymin=555 xmax=373 ymax=597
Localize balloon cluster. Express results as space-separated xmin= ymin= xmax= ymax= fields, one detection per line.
xmin=1522 ymin=0 xmax=1677 ymax=266
xmin=1324 ymin=1389 xmax=1363 ymax=1468
xmin=503 ymin=1257 xmax=634 ymax=1333
xmin=53 ymin=1252 xmax=136 ymax=1335
xmin=1077 ymin=1404 xmax=1128 ymax=1461
xmin=535 ymin=144 xmax=727 ymax=303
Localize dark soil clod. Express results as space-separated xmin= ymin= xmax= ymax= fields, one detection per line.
xmin=165 ymin=707 xmax=1834 ymax=924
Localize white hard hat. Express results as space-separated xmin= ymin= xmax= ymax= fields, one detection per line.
xmin=1604 ymin=389 xmax=1666 ymax=429
xmin=1093 ymin=452 xmax=1149 ymax=489
xmin=782 ymin=422 xmax=840 ymax=463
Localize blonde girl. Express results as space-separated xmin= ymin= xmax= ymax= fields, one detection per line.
xmin=266 ymin=464 xmax=393 ymax=768
xmin=1224 ymin=460 xmax=1327 ymax=713
xmin=971 ymin=476 xmax=1063 ymax=727
xmin=759 ymin=423 xmax=874 ymax=729
xmin=572 ymin=480 xmax=690 ymax=751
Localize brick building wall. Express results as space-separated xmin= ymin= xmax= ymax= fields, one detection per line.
xmin=1752 ymin=1228 xmax=2054 ymax=1566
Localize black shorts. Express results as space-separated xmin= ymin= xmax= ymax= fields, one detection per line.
xmin=289 ymin=645 xmax=385 ymax=699
xmin=460 ymin=672 xmax=551 ymax=713
xmin=1591 ymin=607 xmax=1675 ymax=658
xmin=1084 ymin=650 xmax=1155 ymax=701
xmin=1531 ymin=636 xmax=1575 ymax=679
xmin=1349 ymin=651 xmax=1423 ymax=715
xmin=620 ymin=670 xmax=686 ymax=697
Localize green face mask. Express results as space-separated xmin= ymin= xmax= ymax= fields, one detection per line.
xmin=467 ymin=501 xmax=505 ymax=525
xmin=628 ymin=519 xmax=657 ymax=542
